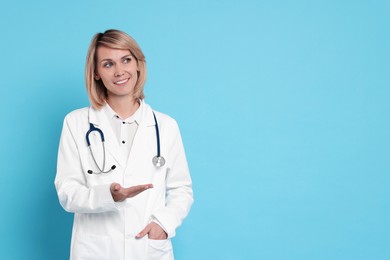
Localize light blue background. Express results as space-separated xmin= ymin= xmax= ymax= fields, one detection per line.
xmin=0 ymin=0 xmax=389 ymax=259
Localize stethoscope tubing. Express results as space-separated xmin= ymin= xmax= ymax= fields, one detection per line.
xmin=152 ymin=112 xmax=161 ymax=158
xmin=86 ymin=123 xmax=104 ymax=146
xmin=86 ymin=109 xmax=165 ymax=174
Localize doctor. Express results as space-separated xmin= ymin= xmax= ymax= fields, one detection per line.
xmin=55 ymin=29 xmax=193 ymax=260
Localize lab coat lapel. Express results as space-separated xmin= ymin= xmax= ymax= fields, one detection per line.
xmin=126 ymin=102 xmax=156 ymax=173
xmin=127 ymin=101 xmax=166 ymax=221
xmin=88 ymin=106 xmax=126 ymax=168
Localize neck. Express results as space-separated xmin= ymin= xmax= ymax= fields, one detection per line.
xmin=106 ymin=96 xmax=140 ymax=119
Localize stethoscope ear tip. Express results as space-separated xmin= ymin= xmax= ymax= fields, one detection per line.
xmin=87 ymin=166 xmax=115 ymax=175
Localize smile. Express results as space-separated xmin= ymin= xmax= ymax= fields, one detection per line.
xmin=114 ymin=78 xmax=129 ymax=85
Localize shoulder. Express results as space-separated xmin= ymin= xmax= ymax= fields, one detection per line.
xmin=143 ymin=102 xmax=179 ymax=129
xmin=154 ymin=110 xmax=177 ymax=126
xmin=62 ymin=107 xmax=89 ymax=127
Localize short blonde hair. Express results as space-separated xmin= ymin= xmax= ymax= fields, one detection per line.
xmin=85 ymin=29 xmax=146 ymax=109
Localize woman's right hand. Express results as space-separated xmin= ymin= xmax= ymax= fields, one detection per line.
xmin=110 ymin=183 xmax=153 ymax=202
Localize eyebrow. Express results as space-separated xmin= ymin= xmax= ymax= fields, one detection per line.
xmin=99 ymin=54 xmax=133 ymax=63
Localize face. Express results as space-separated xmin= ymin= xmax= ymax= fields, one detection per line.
xmin=95 ymin=46 xmax=139 ymax=100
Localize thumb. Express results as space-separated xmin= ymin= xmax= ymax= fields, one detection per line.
xmin=111 ymin=183 xmax=121 ymax=192
xmin=136 ymin=224 xmax=151 ymax=239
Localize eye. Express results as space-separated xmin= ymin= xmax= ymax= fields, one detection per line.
xmin=123 ymin=57 xmax=132 ymax=64
xmin=103 ymin=62 xmax=113 ymax=68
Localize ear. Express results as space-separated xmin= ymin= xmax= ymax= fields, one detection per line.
xmin=94 ymin=73 xmax=100 ymax=80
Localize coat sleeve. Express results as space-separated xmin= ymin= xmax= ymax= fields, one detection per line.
xmin=54 ymin=115 xmax=123 ymax=213
xmin=151 ymin=120 xmax=194 ymax=238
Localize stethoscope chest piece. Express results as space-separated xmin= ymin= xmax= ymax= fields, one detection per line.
xmin=153 ymin=156 xmax=165 ymax=167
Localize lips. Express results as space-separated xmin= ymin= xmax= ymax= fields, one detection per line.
xmin=114 ymin=78 xmax=129 ymax=85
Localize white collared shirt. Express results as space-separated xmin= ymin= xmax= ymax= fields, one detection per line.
xmin=102 ymin=101 xmax=143 ymax=162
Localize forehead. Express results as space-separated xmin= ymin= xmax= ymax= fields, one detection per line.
xmin=96 ymin=46 xmax=131 ymax=61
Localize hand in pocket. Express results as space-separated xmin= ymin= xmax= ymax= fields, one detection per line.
xmin=136 ymin=222 xmax=167 ymax=240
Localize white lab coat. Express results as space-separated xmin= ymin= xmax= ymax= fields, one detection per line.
xmin=55 ymin=100 xmax=193 ymax=260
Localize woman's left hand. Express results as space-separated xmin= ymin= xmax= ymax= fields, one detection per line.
xmin=136 ymin=222 xmax=168 ymax=240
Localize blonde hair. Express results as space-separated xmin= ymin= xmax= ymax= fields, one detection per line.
xmin=85 ymin=29 xmax=146 ymax=109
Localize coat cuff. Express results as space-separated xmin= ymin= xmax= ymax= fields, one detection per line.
xmin=93 ymin=183 xmax=126 ymax=210
xmin=151 ymin=211 xmax=177 ymax=238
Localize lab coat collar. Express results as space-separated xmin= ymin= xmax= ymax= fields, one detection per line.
xmin=102 ymin=100 xmax=143 ymax=125
xmin=88 ymin=99 xmax=155 ymax=127
xmin=140 ymin=100 xmax=156 ymax=127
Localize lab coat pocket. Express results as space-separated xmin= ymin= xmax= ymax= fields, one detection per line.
xmin=72 ymin=233 xmax=110 ymax=260
xmin=148 ymin=238 xmax=174 ymax=260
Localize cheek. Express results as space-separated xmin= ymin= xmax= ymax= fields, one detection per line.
xmin=130 ymin=67 xmax=139 ymax=81
xmin=97 ymin=71 xmax=111 ymax=84
xmin=99 ymin=76 xmax=109 ymax=84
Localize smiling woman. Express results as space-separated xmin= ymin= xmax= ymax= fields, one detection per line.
xmin=95 ymin=47 xmax=140 ymax=117
xmin=54 ymin=29 xmax=194 ymax=260
xmin=85 ymin=30 xmax=147 ymax=110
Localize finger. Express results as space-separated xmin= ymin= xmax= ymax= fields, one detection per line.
xmin=114 ymin=184 xmax=120 ymax=191
xmin=136 ymin=223 xmax=151 ymax=239
xmin=110 ymin=183 xmax=124 ymax=202
xmin=111 ymin=183 xmax=121 ymax=192
xmin=138 ymin=184 xmax=153 ymax=189
xmin=148 ymin=223 xmax=168 ymax=240
xmin=126 ymin=184 xmax=153 ymax=198
xmin=110 ymin=183 xmax=121 ymax=194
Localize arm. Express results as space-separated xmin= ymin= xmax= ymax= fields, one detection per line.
xmin=54 ymin=115 xmax=153 ymax=213
xmin=54 ymin=116 xmax=119 ymax=213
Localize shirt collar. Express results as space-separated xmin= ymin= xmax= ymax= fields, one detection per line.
xmin=102 ymin=100 xmax=143 ymax=124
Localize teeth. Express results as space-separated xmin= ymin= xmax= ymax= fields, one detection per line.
xmin=115 ymin=79 xmax=128 ymax=84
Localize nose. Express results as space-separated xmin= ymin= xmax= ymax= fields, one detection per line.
xmin=114 ymin=64 xmax=124 ymax=77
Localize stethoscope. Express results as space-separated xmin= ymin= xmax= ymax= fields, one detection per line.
xmin=86 ymin=111 xmax=165 ymax=174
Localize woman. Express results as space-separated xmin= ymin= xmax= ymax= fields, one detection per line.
xmin=55 ymin=29 xmax=193 ymax=260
